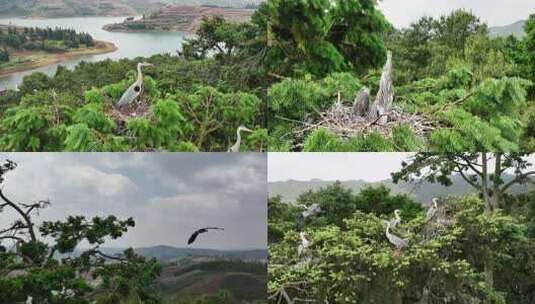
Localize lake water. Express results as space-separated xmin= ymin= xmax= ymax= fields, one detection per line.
xmin=0 ymin=17 xmax=187 ymax=90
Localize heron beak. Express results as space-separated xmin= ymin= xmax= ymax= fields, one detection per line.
xmin=242 ymin=127 xmax=253 ymax=133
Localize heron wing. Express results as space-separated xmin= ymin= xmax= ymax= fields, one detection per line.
xmin=187 ymin=231 xmax=200 ymax=244
xmin=367 ymin=51 xmax=394 ymax=122
xmin=117 ymin=82 xmax=142 ymax=108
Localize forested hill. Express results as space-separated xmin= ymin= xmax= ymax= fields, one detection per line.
xmin=269 ymin=175 xmax=533 ymax=204
xmin=0 ymin=0 xmax=263 ymax=18
xmin=489 ymin=20 xmax=526 ymax=38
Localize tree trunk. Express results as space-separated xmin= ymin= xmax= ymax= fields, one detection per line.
xmin=481 ymin=153 xmax=493 ymax=214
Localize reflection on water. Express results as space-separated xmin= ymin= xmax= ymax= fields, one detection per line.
xmin=0 ymin=17 xmax=187 ymax=90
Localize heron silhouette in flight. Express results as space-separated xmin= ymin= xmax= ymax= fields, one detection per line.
xmin=187 ymin=227 xmax=224 ymax=245
xmin=116 ymin=62 xmax=154 ymax=108
xmin=384 ymin=220 xmax=408 ymax=250
xmin=228 ymin=125 xmax=254 ymax=152
xmin=426 ymin=198 xmax=439 ymax=223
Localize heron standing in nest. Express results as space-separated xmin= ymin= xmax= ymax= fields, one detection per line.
xmin=116 ymin=62 xmax=154 ymax=109
xmin=228 ymin=125 xmax=253 ymax=152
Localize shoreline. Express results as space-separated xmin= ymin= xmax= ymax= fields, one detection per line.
xmin=0 ymin=40 xmax=118 ymax=78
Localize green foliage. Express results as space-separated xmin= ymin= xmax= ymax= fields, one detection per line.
xmin=269 ymin=181 xmax=535 ymax=303
xmin=259 ymin=0 xmax=391 ymax=76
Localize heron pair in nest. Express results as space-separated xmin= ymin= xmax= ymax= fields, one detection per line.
xmin=317 ymin=51 xmax=434 ymax=138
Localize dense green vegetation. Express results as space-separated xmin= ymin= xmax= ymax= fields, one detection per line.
xmin=269 ymin=153 xmax=535 ymax=303
xmin=0 ymin=16 xmax=268 ymax=152
xmin=267 ymin=5 xmax=535 ymax=152
xmin=2 ymin=1 xmax=533 ymax=151
xmin=0 ymin=26 xmax=95 ymax=60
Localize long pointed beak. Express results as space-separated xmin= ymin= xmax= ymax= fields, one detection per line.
xmin=242 ymin=127 xmax=253 ymax=133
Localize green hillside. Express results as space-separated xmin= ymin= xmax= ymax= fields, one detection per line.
xmin=156 ymin=260 xmax=266 ymax=303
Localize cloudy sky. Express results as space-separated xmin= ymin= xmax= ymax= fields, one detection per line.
xmin=0 ymin=153 xmax=267 ymax=250
xmin=379 ymin=0 xmax=535 ymax=28
xmin=269 ymin=153 xmax=413 ymax=182
xmin=268 ymin=153 xmax=535 ymax=183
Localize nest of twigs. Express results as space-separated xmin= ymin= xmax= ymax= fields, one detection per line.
xmin=308 ymin=101 xmax=436 ymax=139
xmin=107 ymin=98 xmax=151 ymax=125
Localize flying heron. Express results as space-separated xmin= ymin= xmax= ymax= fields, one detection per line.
xmin=426 ymin=198 xmax=439 ymax=222
xmin=384 ymin=220 xmax=408 ymax=250
xmin=228 ymin=125 xmax=253 ymax=152
xmin=187 ymin=227 xmax=224 ymax=245
xmin=116 ymin=62 xmax=154 ymax=108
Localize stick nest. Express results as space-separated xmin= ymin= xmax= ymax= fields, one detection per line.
xmin=310 ymin=102 xmax=436 ymax=139
xmin=107 ymin=98 xmax=152 ymax=125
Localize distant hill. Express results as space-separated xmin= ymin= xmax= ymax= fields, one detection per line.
xmin=103 ymin=5 xmax=255 ymax=33
xmin=269 ymin=175 xmax=532 ymax=205
xmin=489 ymin=20 xmax=526 ymax=38
xmin=86 ymin=245 xmax=267 ymax=262
xmin=0 ymin=0 xmax=263 ymax=18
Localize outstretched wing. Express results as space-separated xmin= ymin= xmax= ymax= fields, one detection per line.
xmin=187 ymin=231 xmax=200 ymax=245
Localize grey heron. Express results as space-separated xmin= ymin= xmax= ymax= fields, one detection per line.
xmin=349 ymin=51 xmax=394 ymax=123
xmin=228 ymin=125 xmax=253 ymax=152
xmin=353 ymin=87 xmax=371 ymax=117
xmin=426 ymin=198 xmax=439 ymax=222
xmin=384 ymin=220 xmax=408 ymax=250
xmin=116 ymin=62 xmax=154 ymax=108
xmin=187 ymin=227 xmax=224 ymax=245
xmin=297 ymin=232 xmax=311 ymax=258
xmin=389 ymin=209 xmax=401 ymax=229
xmin=297 ymin=203 xmax=322 ymax=229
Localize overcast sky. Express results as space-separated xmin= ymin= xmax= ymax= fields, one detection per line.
xmin=268 ymin=153 xmax=413 ymax=182
xmin=268 ymin=153 xmax=535 ymax=183
xmin=379 ymin=0 xmax=535 ymax=28
xmin=0 ymin=153 xmax=267 ymax=250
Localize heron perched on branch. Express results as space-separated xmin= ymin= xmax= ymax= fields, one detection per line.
xmin=116 ymin=62 xmax=154 ymax=108
xmin=297 ymin=232 xmax=311 ymax=259
xmin=352 ymin=51 xmax=394 ymax=124
xmin=228 ymin=125 xmax=253 ymax=152
xmin=426 ymin=198 xmax=439 ymax=223
xmin=297 ymin=203 xmax=322 ymax=229
xmin=187 ymin=227 xmax=224 ymax=245
xmin=384 ymin=220 xmax=408 ymax=250
xmin=389 ymin=209 xmax=401 ymax=229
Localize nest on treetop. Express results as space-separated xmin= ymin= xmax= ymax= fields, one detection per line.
xmin=315 ymin=100 xmax=435 ymax=139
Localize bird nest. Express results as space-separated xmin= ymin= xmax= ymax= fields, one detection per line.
xmin=307 ymin=102 xmax=436 ymax=139
xmin=107 ymin=99 xmax=151 ymax=125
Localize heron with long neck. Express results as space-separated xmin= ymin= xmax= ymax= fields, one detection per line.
xmin=297 ymin=232 xmax=311 ymax=258
xmin=426 ymin=198 xmax=439 ymax=222
xmin=389 ymin=209 xmax=401 ymax=229
xmin=116 ymin=62 xmax=154 ymax=108
xmin=384 ymin=220 xmax=408 ymax=250
xmin=228 ymin=125 xmax=253 ymax=152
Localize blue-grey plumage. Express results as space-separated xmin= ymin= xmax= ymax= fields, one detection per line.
xmin=367 ymin=51 xmax=393 ymax=123
xmin=116 ymin=62 xmax=154 ymax=108
xmin=228 ymin=125 xmax=254 ymax=152
xmin=384 ymin=220 xmax=408 ymax=249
